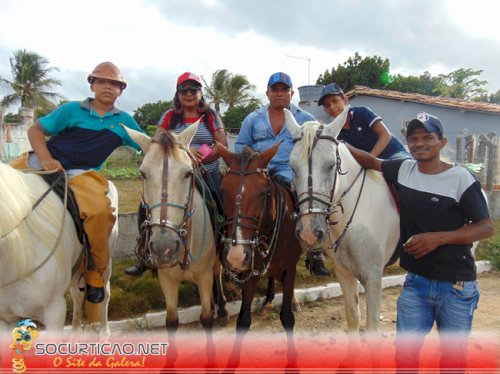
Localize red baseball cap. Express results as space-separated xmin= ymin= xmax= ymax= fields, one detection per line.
xmin=176 ymin=72 xmax=202 ymax=87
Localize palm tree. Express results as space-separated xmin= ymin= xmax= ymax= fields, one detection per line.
xmin=0 ymin=49 xmax=64 ymax=110
xmin=224 ymin=74 xmax=256 ymax=110
xmin=202 ymin=69 xmax=231 ymax=114
xmin=203 ymin=69 xmax=256 ymax=113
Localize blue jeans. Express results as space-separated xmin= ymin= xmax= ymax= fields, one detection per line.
xmin=395 ymin=272 xmax=479 ymax=371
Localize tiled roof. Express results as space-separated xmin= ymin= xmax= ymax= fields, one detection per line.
xmin=346 ymin=85 xmax=500 ymax=115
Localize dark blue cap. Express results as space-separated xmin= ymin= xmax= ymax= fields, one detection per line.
xmin=407 ymin=112 xmax=444 ymax=138
xmin=267 ymin=72 xmax=292 ymax=88
xmin=317 ymin=83 xmax=344 ymax=106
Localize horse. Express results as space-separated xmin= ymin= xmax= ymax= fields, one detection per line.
xmin=216 ymin=142 xmax=302 ymax=333
xmin=0 ymin=162 xmax=117 ymax=335
xmin=285 ymin=107 xmax=400 ymax=333
xmin=123 ymin=122 xmax=227 ymax=332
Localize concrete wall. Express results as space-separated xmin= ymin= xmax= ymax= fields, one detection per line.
xmin=115 ymin=212 xmax=139 ymax=259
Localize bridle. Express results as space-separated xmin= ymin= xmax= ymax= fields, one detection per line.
xmin=292 ymin=124 xmax=366 ymax=252
xmin=221 ymin=159 xmax=287 ymax=283
xmin=141 ymin=134 xmax=197 ymax=270
xmin=293 ymin=125 xmax=344 ymax=221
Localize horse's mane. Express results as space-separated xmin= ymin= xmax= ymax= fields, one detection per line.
xmin=0 ymin=163 xmax=71 ymax=276
xmin=299 ymin=121 xmax=322 ymax=160
xmin=154 ymin=129 xmax=182 ymax=158
xmin=235 ymin=146 xmax=259 ymax=168
xmin=337 ymin=142 xmax=386 ymax=184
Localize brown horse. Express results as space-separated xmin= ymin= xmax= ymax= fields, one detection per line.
xmin=217 ymin=142 xmax=301 ymax=333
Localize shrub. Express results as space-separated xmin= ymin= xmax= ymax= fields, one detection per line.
xmin=100 ymin=166 xmax=140 ymax=179
xmin=476 ymin=235 xmax=500 ymax=270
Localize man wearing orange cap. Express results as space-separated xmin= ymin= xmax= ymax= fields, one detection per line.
xmin=11 ymin=62 xmax=143 ymax=303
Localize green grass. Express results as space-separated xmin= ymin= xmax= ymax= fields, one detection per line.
xmin=101 ymin=166 xmax=141 ymax=179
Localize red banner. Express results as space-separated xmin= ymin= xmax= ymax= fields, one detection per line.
xmin=1 ymin=330 xmax=498 ymax=373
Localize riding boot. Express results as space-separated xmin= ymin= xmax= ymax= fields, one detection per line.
xmin=305 ymin=251 xmax=331 ymax=276
xmin=69 ymin=171 xmax=116 ymax=304
xmin=85 ymin=270 xmax=105 ymax=304
xmin=124 ymin=261 xmax=148 ymax=276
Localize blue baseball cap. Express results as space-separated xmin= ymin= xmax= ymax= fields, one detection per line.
xmin=267 ymin=72 xmax=292 ymax=88
xmin=317 ymin=83 xmax=344 ymax=106
xmin=407 ymin=112 xmax=444 ymax=138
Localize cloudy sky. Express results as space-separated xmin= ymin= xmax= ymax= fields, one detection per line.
xmin=1 ymin=0 xmax=499 ymax=115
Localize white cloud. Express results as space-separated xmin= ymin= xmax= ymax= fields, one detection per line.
xmin=1 ymin=0 xmax=499 ymax=115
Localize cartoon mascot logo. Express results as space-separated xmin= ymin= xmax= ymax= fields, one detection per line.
xmin=9 ymin=319 xmax=39 ymax=374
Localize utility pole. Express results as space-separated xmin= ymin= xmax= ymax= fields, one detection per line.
xmin=286 ymin=55 xmax=310 ymax=86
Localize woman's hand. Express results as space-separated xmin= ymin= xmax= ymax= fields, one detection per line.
xmin=189 ymin=147 xmax=205 ymax=162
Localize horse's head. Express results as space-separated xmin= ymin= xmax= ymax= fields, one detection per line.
xmin=217 ymin=142 xmax=280 ymax=273
xmin=123 ymin=122 xmax=199 ymax=268
xmin=285 ymin=107 xmax=349 ymax=248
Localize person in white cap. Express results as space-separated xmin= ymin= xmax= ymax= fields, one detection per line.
xmin=347 ymin=112 xmax=494 ymax=371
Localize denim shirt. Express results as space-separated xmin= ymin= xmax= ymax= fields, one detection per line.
xmin=235 ymin=103 xmax=315 ymax=183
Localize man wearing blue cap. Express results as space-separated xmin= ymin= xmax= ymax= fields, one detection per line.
xmin=318 ymin=83 xmax=410 ymax=159
xmin=235 ymin=72 xmax=331 ymax=276
xmin=346 ymin=112 xmax=494 ymax=370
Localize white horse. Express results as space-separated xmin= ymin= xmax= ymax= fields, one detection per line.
xmin=123 ymin=122 xmax=227 ymax=332
xmin=0 ymin=162 xmax=117 ymax=335
xmin=285 ymin=107 xmax=400 ymax=333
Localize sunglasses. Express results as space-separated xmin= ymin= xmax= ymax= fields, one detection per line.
xmin=178 ymin=87 xmax=200 ymax=96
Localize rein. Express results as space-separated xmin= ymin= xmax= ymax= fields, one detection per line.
xmin=292 ymin=125 xmax=367 ymax=252
xmin=0 ymin=169 xmax=69 ymax=288
xmin=222 ymin=165 xmax=287 ymax=284
xmin=141 ymin=136 xmax=198 ymax=270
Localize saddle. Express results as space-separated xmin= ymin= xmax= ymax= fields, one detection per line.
xmin=269 ymin=174 xmax=298 ymax=210
xmin=194 ymin=165 xmax=224 ymax=243
xmin=41 ymin=173 xmax=87 ymax=244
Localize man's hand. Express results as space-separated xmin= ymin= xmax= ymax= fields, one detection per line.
xmin=40 ymin=157 xmax=63 ymax=172
xmin=403 ymin=233 xmax=443 ymax=259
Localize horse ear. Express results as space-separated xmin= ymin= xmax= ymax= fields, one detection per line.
xmin=258 ymin=141 xmax=281 ymax=168
xmin=284 ymin=108 xmax=301 ymax=139
xmin=177 ymin=118 xmax=201 ymax=147
xmin=215 ymin=141 xmax=234 ymax=166
xmin=121 ymin=125 xmax=152 ymax=154
xmin=323 ymin=105 xmax=350 ymax=138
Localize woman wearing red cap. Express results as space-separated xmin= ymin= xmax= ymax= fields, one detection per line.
xmin=125 ymin=72 xmax=228 ymax=276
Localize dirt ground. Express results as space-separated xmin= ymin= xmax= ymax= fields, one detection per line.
xmin=185 ymin=270 xmax=500 ymax=335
